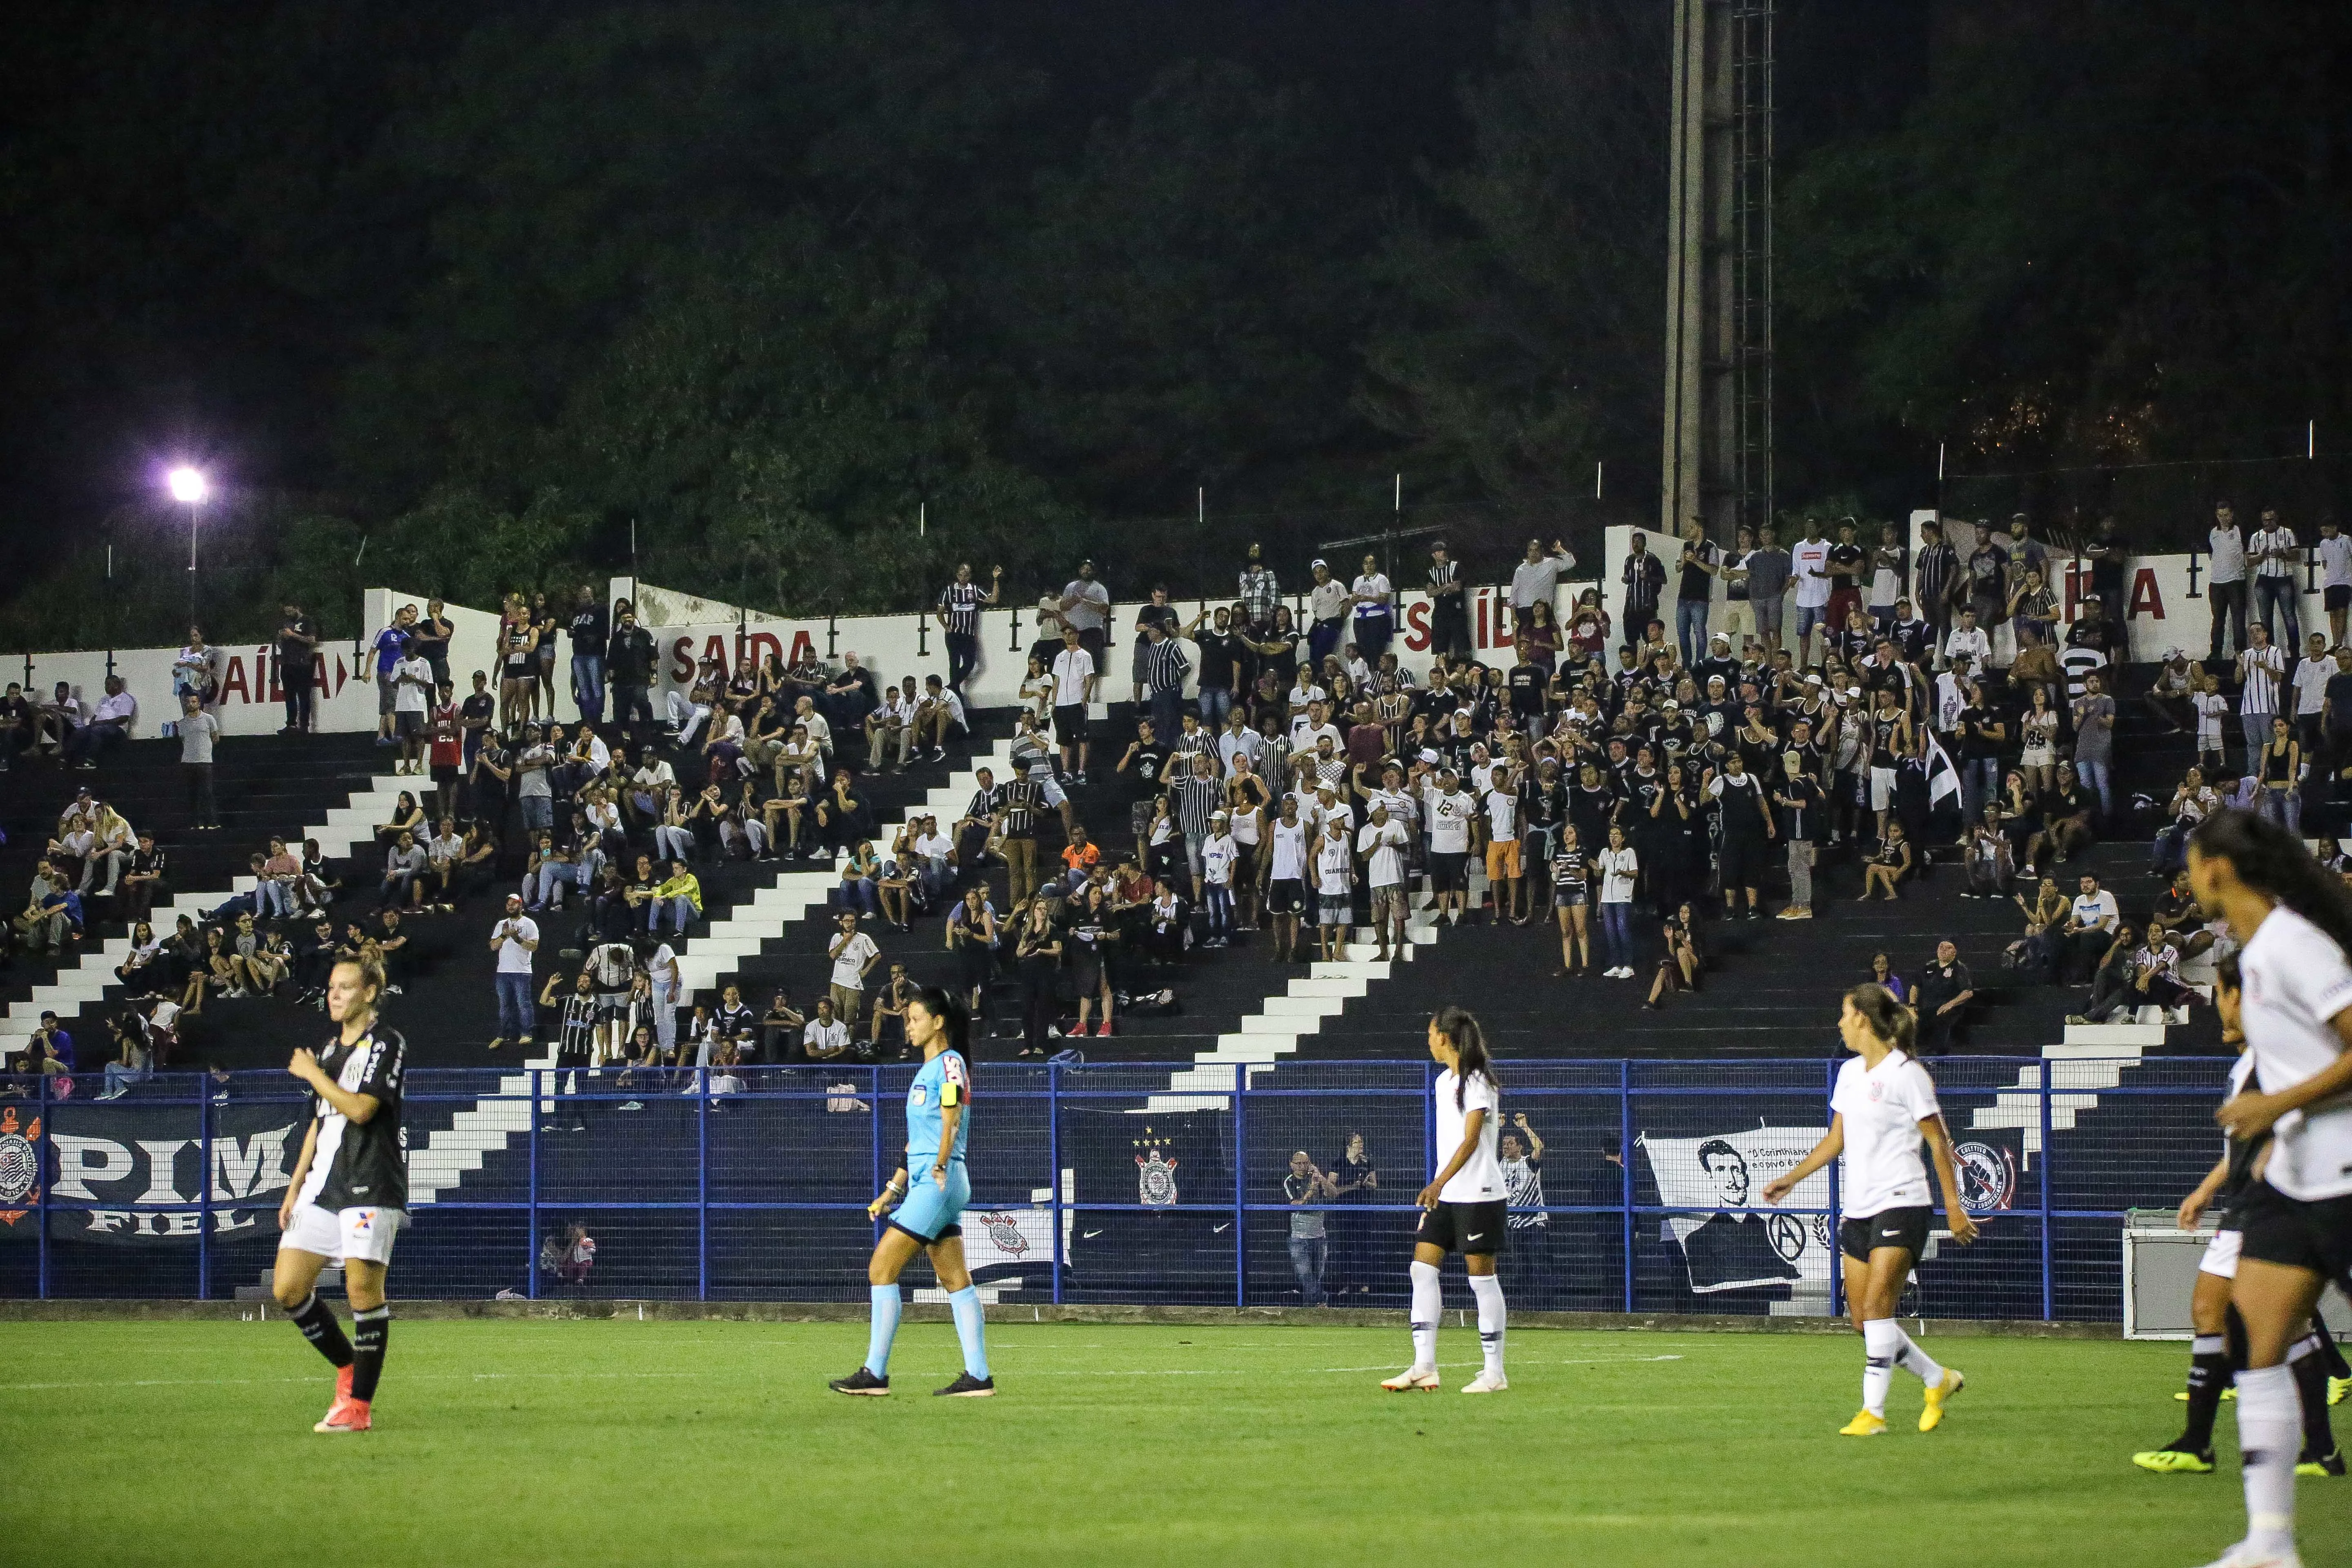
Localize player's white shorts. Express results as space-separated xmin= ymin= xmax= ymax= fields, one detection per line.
xmin=2196 ymin=1226 xmax=2242 ymax=1280
xmin=282 ymin=1204 xmax=405 ymax=1267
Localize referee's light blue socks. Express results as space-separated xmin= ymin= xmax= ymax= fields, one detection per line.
xmin=865 ymin=1284 xmax=902 ymax=1378
xmin=948 ymin=1285 xmax=990 ymax=1380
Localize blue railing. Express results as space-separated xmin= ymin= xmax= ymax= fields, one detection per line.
xmin=0 ymin=1055 xmax=2231 ymax=1320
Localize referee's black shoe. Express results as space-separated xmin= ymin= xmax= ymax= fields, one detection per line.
xmin=934 ymin=1372 xmax=996 ymax=1397
xmin=829 ymin=1367 xmax=890 ymax=1396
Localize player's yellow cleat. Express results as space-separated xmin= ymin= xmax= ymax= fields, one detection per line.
xmin=1919 ymin=1368 xmax=1965 ymax=1432
xmin=1839 ymin=1410 xmax=1888 ymax=1437
xmin=2175 ymin=1387 xmax=2238 ymax=1401
xmin=2132 ymin=1446 xmax=2216 ymax=1473
xmin=2331 ymin=1375 xmax=2348 ymax=1408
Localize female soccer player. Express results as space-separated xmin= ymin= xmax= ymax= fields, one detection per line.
xmin=831 ymin=987 xmax=995 ymax=1398
xmin=2134 ymin=957 xmax=2344 ymax=1478
xmin=270 ymin=955 xmax=407 ymax=1434
xmin=1764 ymin=983 xmax=1977 ymax=1435
xmin=2184 ymin=811 xmax=2352 ymax=1567
xmin=1382 ymin=1007 xmax=1510 ymax=1394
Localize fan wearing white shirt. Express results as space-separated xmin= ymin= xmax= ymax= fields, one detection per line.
xmin=1766 ymin=984 xmax=1977 ymax=1438
xmin=1358 ymin=804 xmax=1410 ymax=962
xmin=1261 ymin=797 xmax=1312 ymax=964
xmin=1313 ymin=820 xmax=1355 ymax=963
xmin=1382 ymin=1008 xmax=1511 ymax=1394
xmin=2249 ymin=508 xmax=2302 ymax=649
xmin=1423 ymin=771 xmax=1478 ymax=926
xmin=2188 ymin=813 xmax=2352 ymax=1566
xmin=2319 ymin=516 xmax=2352 ymax=648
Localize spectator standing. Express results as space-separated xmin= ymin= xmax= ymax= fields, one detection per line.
xmin=568 ymin=586 xmax=610 ymax=724
xmin=1672 ymin=522 xmax=1718 ymax=668
xmin=1425 ymin=541 xmax=1471 ymax=659
xmin=2319 ymin=515 xmax=2352 ymax=649
xmin=1595 ymin=823 xmax=1639 ymax=978
xmin=1050 ymin=626 xmax=1098 ymax=784
xmin=412 ymin=599 xmax=454 ymax=691
xmin=363 ymin=604 xmax=414 ymax=745
xmin=935 ymin=562 xmax=1001 ymax=694
xmin=391 ymin=638 xmax=433 ymax=776
xmin=1238 ymin=543 xmax=1279 ymax=633
xmin=2293 ymin=633 xmax=2334 ymax=750
xmin=1913 ymin=940 xmax=1975 ymax=1054
xmin=1058 ymin=559 xmax=1112 ymax=665
xmin=176 ymin=693 xmax=219 ymax=830
xmin=826 ymin=911 xmax=880 ymax=1029
xmin=275 ymin=600 xmax=321 ymax=735
xmin=1305 ymin=559 xmax=1350 ymax=672
xmin=1743 ymin=523 xmax=1791 ymax=659
xmin=2248 ymin=506 xmax=2301 ymax=647
xmin=606 ymin=605 xmax=657 ymax=739
xmin=2237 ymin=622 xmax=2285 ymax=763
xmin=1350 ymin=553 xmax=1396 ymax=662
xmin=488 ymin=894 xmax=539 ymax=1051
xmin=2071 ymin=671 xmax=2116 ymax=820
xmin=1772 ymin=751 xmax=1822 ymax=920
xmin=1142 ymin=620 xmax=1191 ymax=742
xmin=1620 ymin=534 xmax=1666 ymax=651
xmin=2206 ymin=501 xmax=2248 ymax=660
xmin=2079 ymin=515 xmax=2129 ymax=637
xmin=1913 ymin=519 xmax=1960 ymax=654
xmin=1283 ymin=1151 xmax=1331 ymax=1307
xmin=1790 ymin=520 xmax=1833 ymax=666
xmin=1511 ymin=538 xmax=1577 ymax=639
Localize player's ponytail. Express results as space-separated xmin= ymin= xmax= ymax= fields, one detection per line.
xmin=2190 ymin=808 xmax=2352 ymax=958
xmin=1432 ymin=1005 xmax=1499 ymax=1107
xmin=1842 ymin=982 xmax=1917 ymax=1055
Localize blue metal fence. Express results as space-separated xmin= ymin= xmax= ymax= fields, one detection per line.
xmin=0 ymin=1055 xmax=2231 ymax=1319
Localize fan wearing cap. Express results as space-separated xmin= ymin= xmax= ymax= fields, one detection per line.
xmin=1305 ymin=559 xmax=1350 ymax=675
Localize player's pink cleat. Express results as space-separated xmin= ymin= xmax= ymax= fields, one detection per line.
xmin=314 ymin=1396 xmax=372 ymax=1434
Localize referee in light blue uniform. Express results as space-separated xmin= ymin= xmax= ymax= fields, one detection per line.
xmin=831 ymin=986 xmax=994 ymax=1398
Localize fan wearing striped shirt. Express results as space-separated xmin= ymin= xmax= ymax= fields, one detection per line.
xmin=932 ymin=563 xmax=1001 ymax=695
xmin=2238 ymin=623 xmax=2287 ymax=764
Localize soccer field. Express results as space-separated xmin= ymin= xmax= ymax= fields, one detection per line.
xmin=0 ymin=1317 xmax=2332 ymax=1566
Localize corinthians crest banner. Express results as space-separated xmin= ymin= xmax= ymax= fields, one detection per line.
xmin=1637 ymin=1124 xmax=1831 ymax=1295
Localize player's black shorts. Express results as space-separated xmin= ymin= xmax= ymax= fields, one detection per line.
xmin=2329 ymin=586 xmax=2352 ymax=611
xmin=1839 ymin=1205 xmax=1931 ymax=1264
xmin=1265 ymin=877 xmax=1304 ymax=915
xmin=2235 ymin=1178 xmax=2352 ymax=1285
xmin=1416 ymin=1198 xmax=1508 ymax=1256
xmin=1428 ymin=851 xmax=1467 ymax=891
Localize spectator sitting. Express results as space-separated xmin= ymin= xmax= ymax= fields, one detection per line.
xmin=2058 ymin=871 xmax=2120 ymax=983
xmin=67 ymin=675 xmax=137 ymax=769
xmin=2073 ymin=922 xmax=2195 ymax=1026
xmin=2151 ymin=767 xmax=2221 ymax=876
xmin=1913 ymin=940 xmax=1976 ymax=1054
xmin=651 ymin=859 xmax=702 ymax=935
xmin=96 ymin=1013 xmax=151 ymax=1100
xmin=1643 ymin=902 xmax=1702 ymax=1010
xmin=1860 ymin=822 xmax=1915 ymax=900
xmin=1961 ymin=806 xmax=2014 ymax=898
xmin=378 ymin=831 xmax=428 ymax=911
xmin=1867 ymin=950 xmax=1908 ymax=1004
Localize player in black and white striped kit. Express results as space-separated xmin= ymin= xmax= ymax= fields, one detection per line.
xmin=2133 ymin=956 xmax=2345 ymax=1478
xmin=1383 ymin=1007 xmax=1510 ymax=1394
xmin=270 ymin=954 xmax=408 ymax=1434
xmin=2183 ymin=811 xmax=2352 ymax=1568
xmin=1765 ymin=983 xmax=1977 ymax=1436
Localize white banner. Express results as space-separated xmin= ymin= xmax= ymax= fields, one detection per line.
xmin=1637 ymin=1124 xmax=1831 ymax=1294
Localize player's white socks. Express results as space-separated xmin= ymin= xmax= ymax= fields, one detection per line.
xmin=1861 ymin=1318 xmax=1900 ymax=1418
xmin=865 ymin=1283 xmax=902 ymax=1378
xmin=2234 ymin=1363 xmax=2300 ymax=1557
xmin=1468 ymin=1272 xmax=1506 ymax=1379
xmin=1893 ymin=1326 xmax=1943 ymax=1387
xmin=1408 ymin=1261 xmax=1441 ymax=1370
xmin=947 ymin=1285 xmax=990 ymax=1380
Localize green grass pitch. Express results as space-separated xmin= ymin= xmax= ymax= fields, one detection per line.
xmin=1 ymin=1317 xmax=2335 ymax=1565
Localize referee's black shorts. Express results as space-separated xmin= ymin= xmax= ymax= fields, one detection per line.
xmin=1417 ymin=1198 xmax=1508 ymax=1256
xmin=1838 ymin=1205 xmax=1931 ymax=1265
xmin=2235 ymin=1178 xmax=2352 ymax=1286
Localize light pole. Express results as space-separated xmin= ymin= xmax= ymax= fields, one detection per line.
xmin=166 ymin=466 xmax=208 ymax=630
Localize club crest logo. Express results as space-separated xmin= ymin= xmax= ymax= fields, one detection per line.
xmin=1953 ymin=1141 xmax=2016 ymax=1215
xmin=978 ymin=1211 xmax=1029 ymax=1258
xmin=0 ymin=1106 xmax=40 ymax=1218
xmin=1133 ymin=1128 xmax=1180 ymax=1207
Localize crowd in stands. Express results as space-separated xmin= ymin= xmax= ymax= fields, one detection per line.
xmin=13 ymin=500 xmax=2337 ymax=1093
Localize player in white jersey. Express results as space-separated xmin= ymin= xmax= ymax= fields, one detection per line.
xmin=2185 ymin=811 xmax=2352 ymax=1567
xmin=1766 ymin=984 xmax=1977 ymax=1436
xmin=1383 ymin=1007 xmax=1510 ymax=1395
xmin=2134 ymin=958 xmax=2345 ymax=1478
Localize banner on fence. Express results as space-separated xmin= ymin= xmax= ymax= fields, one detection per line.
xmin=24 ymin=1100 xmax=303 ymax=1241
xmin=1637 ymin=1124 xmax=1831 ymax=1295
